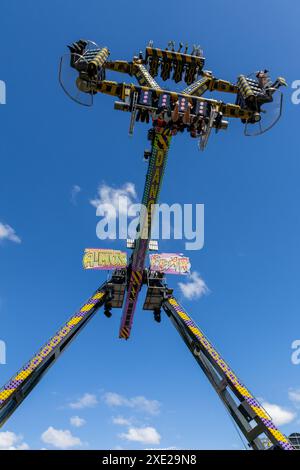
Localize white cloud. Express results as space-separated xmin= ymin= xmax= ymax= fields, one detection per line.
xmin=103 ymin=392 xmax=160 ymax=415
xmin=0 ymin=431 xmax=29 ymax=450
xmin=90 ymin=182 xmax=137 ymax=220
xmin=112 ymin=416 xmax=132 ymax=426
xmin=16 ymin=443 xmax=30 ymax=450
xmin=178 ymin=271 xmax=209 ymax=300
xmin=71 ymin=185 xmax=81 ymax=204
xmin=69 ymin=393 xmax=98 ymax=409
xmin=289 ymin=389 xmax=300 ymax=406
xmin=41 ymin=426 xmax=82 ymax=449
xmin=0 ymin=223 xmax=21 ymax=244
xmin=130 ymin=396 xmax=160 ymax=415
xmin=262 ymin=401 xmax=296 ymax=426
xmin=146 ymin=446 xmax=177 ymax=450
xmin=70 ymin=416 xmax=86 ymax=428
xmin=119 ymin=426 xmax=161 ymax=445
xmin=104 ymin=392 xmax=126 ymax=407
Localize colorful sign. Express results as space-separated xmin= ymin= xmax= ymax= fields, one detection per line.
xmin=83 ymin=249 xmax=127 ymax=270
xmin=149 ymin=253 xmax=190 ymax=275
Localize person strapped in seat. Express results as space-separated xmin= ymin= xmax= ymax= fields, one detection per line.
xmin=168 ymin=96 xmax=193 ymax=135
xmin=151 ymin=93 xmax=172 ymax=129
xmin=188 ymin=101 xmax=210 ymax=138
xmin=136 ymin=89 xmax=153 ymax=124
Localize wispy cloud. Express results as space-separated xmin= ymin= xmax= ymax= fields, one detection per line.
xmin=112 ymin=416 xmax=132 ymax=426
xmin=0 ymin=431 xmax=29 ymax=450
xmin=103 ymin=392 xmax=161 ymax=415
xmin=69 ymin=393 xmax=98 ymax=409
xmin=178 ymin=271 xmax=209 ymax=300
xmin=70 ymin=185 xmax=81 ymax=205
xmin=288 ymin=389 xmax=300 ymax=407
xmin=119 ymin=426 xmax=161 ymax=445
xmin=90 ymin=182 xmax=137 ymax=220
xmin=145 ymin=446 xmax=178 ymax=450
xmin=262 ymin=401 xmax=296 ymax=426
xmin=41 ymin=426 xmax=82 ymax=449
xmin=70 ymin=416 xmax=86 ymax=428
xmin=0 ymin=222 xmax=21 ymax=244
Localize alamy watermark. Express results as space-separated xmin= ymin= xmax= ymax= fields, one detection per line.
xmin=0 ymin=340 xmax=6 ymax=365
xmin=95 ymin=198 xmax=204 ymax=251
xmin=0 ymin=80 xmax=6 ymax=105
xmin=288 ymin=84 xmax=300 ymax=364
xmin=0 ymin=80 xmax=7 ymax=363
xmin=291 ymin=80 xmax=300 ymax=104
xmin=291 ymin=340 xmax=300 ymax=365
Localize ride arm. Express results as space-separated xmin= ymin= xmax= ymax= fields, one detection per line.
xmin=162 ymin=296 xmax=294 ymax=450
xmin=104 ymin=60 xmax=161 ymax=90
xmin=90 ymin=80 xmax=254 ymax=121
xmin=132 ymin=62 xmax=161 ymax=89
xmin=0 ymin=282 xmax=108 ymax=428
xmin=104 ymin=60 xmax=132 ymax=75
xmin=119 ymin=129 xmax=172 ymax=339
xmin=182 ymin=75 xmax=239 ymax=97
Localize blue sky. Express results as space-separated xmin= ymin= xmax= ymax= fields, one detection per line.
xmin=0 ymin=0 xmax=300 ymax=450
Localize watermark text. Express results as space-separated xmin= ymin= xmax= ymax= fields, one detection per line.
xmin=0 ymin=340 xmax=6 ymax=365
xmin=95 ymin=199 xmax=204 ymax=251
xmin=0 ymin=80 xmax=6 ymax=105
xmin=291 ymin=80 xmax=300 ymax=104
xmin=291 ymin=339 xmax=300 ymax=365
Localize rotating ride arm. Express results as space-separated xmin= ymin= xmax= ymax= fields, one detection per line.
xmin=183 ymin=75 xmax=238 ymax=98
xmin=163 ymin=296 xmax=294 ymax=450
xmin=62 ymin=40 xmax=287 ymax=139
xmin=63 ymin=39 xmax=284 ymax=133
xmin=64 ymin=41 xmax=257 ymax=122
xmin=114 ymin=57 xmax=171 ymax=339
xmin=132 ymin=61 xmax=161 ymax=89
xmin=103 ymin=60 xmax=161 ymax=90
xmin=119 ymin=129 xmax=172 ymax=339
xmin=0 ymin=283 xmax=109 ymax=428
xmin=82 ymin=80 xmax=255 ymax=121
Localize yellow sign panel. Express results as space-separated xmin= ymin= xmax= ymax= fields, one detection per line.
xmin=83 ymin=249 xmax=127 ymax=270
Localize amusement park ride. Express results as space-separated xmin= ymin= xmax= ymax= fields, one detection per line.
xmin=0 ymin=40 xmax=293 ymax=450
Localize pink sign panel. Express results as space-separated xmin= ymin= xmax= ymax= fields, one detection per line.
xmin=149 ymin=253 xmax=191 ymax=275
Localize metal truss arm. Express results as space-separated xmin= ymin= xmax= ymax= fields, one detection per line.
xmin=132 ymin=63 xmax=161 ymax=89
xmin=119 ymin=129 xmax=172 ymax=339
xmin=162 ymin=296 xmax=294 ymax=450
xmin=0 ymin=282 xmax=109 ymax=428
xmin=92 ymin=81 xmax=254 ymax=121
xmin=104 ymin=60 xmax=132 ymax=75
xmin=103 ymin=60 xmax=161 ymax=90
xmin=182 ymin=76 xmax=239 ymax=97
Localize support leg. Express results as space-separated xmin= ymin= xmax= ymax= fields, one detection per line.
xmin=163 ymin=296 xmax=294 ymax=450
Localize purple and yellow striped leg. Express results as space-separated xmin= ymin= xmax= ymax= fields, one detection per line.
xmin=0 ymin=283 xmax=108 ymax=428
xmin=163 ymin=297 xmax=294 ymax=450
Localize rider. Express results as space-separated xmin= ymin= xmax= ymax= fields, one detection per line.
xmin=169 ymin=99 xmax=193 ymax=135
xmin=256 ymin=70 xmax=270 ymax=89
